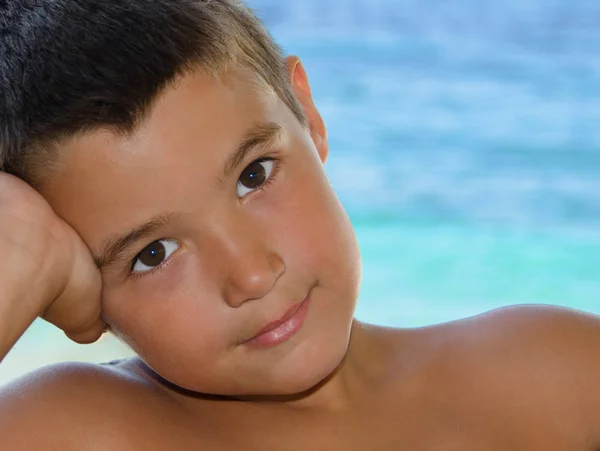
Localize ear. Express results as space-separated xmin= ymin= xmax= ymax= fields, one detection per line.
xmin=285 ymin=55 xmax=329 ymax=164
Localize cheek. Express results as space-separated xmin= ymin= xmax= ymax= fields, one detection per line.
xmin=102 ymin=263 xmax=227 ymax=373
xmin=269 ymin=158 xmax=360 ymax=279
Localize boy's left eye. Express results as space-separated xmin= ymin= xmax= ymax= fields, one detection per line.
xmin=237 ymin=159 xmax=275 ymax=198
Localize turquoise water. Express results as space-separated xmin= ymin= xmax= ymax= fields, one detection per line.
xmin=2 ymin=0 xmax=599 ymax=382
xmin=253 ymin=0 xmax=600 ymax=324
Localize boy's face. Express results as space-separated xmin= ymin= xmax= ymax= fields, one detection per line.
xmin=42 ymin=59 xmax=361 ymax=395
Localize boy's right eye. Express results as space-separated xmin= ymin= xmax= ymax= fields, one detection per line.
xmin=132 ymin=239 xmax=179 ymax=273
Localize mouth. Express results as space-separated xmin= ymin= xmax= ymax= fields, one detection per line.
xmin=244 ymin=288 xmax=312 ymax=349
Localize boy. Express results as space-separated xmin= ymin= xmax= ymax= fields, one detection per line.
xmin=0 ymin=0 xmax=599 ymax=449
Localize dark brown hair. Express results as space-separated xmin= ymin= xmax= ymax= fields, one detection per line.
xmin=0 ymin=0 xmax=305 ymax=187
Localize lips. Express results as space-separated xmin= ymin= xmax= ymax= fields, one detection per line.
xmin=255 ymin=301 xmax=303 ymax=336
xmin=244 ymin=289 xmax=312 ymax=348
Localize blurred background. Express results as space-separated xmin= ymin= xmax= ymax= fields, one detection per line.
xmin=1 ymin=0 xmax=599 ymax=384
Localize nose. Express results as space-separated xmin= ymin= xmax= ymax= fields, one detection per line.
xmin=216 ymin=224 xmax=286 ymax=308
xmin=223 ymin=249 xmax=285 ymax=308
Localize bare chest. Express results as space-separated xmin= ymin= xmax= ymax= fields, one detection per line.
xmin=92 ymin=401 xmax=591 ymax=451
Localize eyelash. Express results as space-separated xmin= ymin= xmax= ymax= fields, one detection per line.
xmin=126 ymin=154 xmax=283 ymax=282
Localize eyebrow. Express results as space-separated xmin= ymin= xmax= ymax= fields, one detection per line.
xmin=220 ymin=121 xmax=283 ymax=183
xmin=94 ymin=122 xmax=284 ymax=271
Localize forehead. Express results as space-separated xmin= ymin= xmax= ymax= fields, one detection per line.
xmin=41 ymin=68 xmax=285 ymax=251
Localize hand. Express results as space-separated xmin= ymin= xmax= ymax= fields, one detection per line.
xmin=0 ymin=172 xmax=105 ymax=353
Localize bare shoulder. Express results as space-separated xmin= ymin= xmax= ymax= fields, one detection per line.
xmin=444 ymin=303 xmax=600 ymax=349
xmin=444 ymin=304 xmax=600 ymax=387
xmin=0 ymin=360 xmax=176 ymax=450
xmin=421 ymin=304 xmax=600 ymax=444
xmin=457 ymin=304 xmax=600 ymax=367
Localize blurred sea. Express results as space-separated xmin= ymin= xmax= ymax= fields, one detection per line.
xmin=1 ymin=0 xmax=599 ymax=383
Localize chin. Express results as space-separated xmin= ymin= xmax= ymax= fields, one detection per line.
xmin=267 ymin=307 xmax=355 ymax=396
xmin=248 ymin=328 xmax=351 ymax=397
xmin=277 ymin=359 xmax=344 ymax=396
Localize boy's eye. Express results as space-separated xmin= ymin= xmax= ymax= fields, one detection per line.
xmin=132 ymin=239 xmax=179 ymax=273
xmin=237 ymin=159 xmax=274 ymax=198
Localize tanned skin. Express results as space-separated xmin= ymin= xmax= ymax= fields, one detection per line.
xmin=0 ymin=57 xmax=599 ymax=450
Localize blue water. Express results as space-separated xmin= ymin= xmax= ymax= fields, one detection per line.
xmin=250 ymin=0 xmax=600 ymax=326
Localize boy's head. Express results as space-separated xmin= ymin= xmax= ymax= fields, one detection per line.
xmin=1 ymin=0 xmax=361 ymax=396
xmin=0 ymin=0 xmax=305 ymax=185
